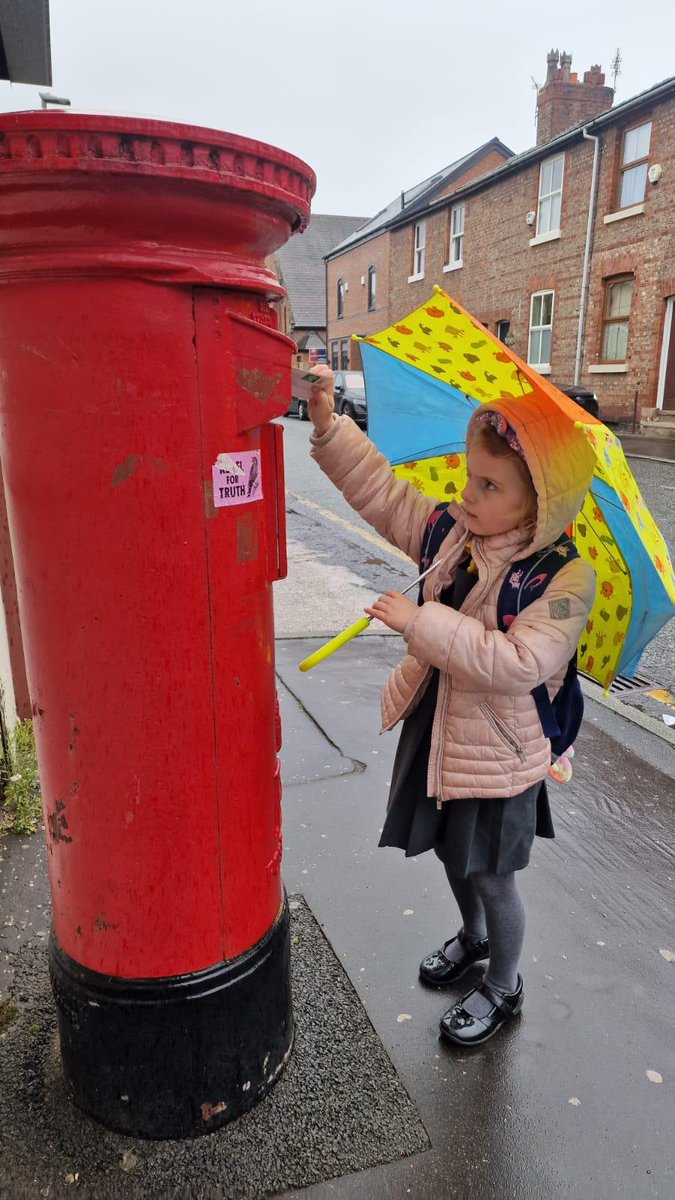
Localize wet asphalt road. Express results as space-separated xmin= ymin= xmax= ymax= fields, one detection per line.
xmin=279 ymin=415 xmax=675 ymax=696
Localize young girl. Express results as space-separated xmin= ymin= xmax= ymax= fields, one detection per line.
xmin=307 ymin=365 xmax=597 ymax=1046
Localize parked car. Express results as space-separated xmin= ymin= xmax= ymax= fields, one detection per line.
xmin=286 ymin=393 xmax=310 ymax=421
xmin=559 ymin=385 xmax=600 ymax=420
xmin=334 ymin=370 xmax=367 ymax=428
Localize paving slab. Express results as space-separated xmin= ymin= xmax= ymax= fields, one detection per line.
xmin=276 ymin=635 xmax=675 ymax=1200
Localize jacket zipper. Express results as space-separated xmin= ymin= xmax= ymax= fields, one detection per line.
xmin=479 ymin=701 xmax=527 ymax=763
xmin=433 ymin=674 xmax=453 ymax=806
xmin=434 ymin=544 xmax=496 ymax=807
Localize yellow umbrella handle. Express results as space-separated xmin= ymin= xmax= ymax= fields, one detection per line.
xmin=298 ymin=616 xmax=372 ymax=672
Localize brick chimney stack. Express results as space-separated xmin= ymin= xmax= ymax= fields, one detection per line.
xmin=536 ymin=50 xmax=614 ymax=145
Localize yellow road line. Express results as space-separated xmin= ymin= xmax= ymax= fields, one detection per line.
xmin=286 ymin=492 xmax=411 ymax=563
xmin=646 ymin=687 xmax=675 ymax=712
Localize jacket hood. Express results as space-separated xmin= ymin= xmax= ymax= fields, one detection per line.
xmin=465 ymin=394 xmax=596 ymax=557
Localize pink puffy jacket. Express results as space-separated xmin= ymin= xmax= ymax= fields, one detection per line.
xmin=310 ymin=394 xmax=597 ymax=802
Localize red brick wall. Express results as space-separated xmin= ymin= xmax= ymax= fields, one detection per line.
xmin=387 ymin=146 xmax=596 ymax=372
xmin=581 ymin=100 xmax=675 ymax=416
xmin=326 ymin=232 xmax=391 ymax=367
xmin=385 ymin=94 xmax=675 ymax=420
xmin=325 ymin=147 xmax=511 ymax=368
xmin=434 ymin=147 xmax=511 ymax=199
xmin=537 ymin=79 xmax=614 ymax=144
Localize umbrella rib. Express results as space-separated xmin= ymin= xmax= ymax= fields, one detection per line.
xmin=514 ymin=368 xmax=529 ymax=395
xmin=579 ymin=503 xmax=629 ymax=577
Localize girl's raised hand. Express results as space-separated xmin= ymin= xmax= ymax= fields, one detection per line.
xmin=365 ymin=590 xmax=419 ymax=634
xmin=308 ymin=365 xmax=335 ymax=436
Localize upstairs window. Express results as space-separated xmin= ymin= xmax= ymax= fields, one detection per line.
xmin=410 ymin=221 xmax=425 ymax=279
xmin=367 ymin=265 xmax=376 ymax=311
xmin=528 ymin=291 xmax=554 ymax=369
xmin=337 ymin=278 xmax=345 ymax=319
xmin=618 ymin=121 xmax=651 ymax=208
xmin=601 ymin=277 xmax=634 ymax=362
xmin=447 ymin=204 xmax=465 ymax=267
xmin=537 ymin=154 xmax=564 ymax=236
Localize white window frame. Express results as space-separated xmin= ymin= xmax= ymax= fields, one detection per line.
xmin=528 ymin=290 xmax=554 ymax=372
xmin=618 ymin=121 xmax=652 ymax=209
xmin=600 ymin=276 xmax=634 ymax=364
xmin=408 ymin=221 xmax=426 ymax=282
xmin=444 ymin=204 xmax=465 ymax=271
xmin=535 ymin=153 xmax=564 ymax=240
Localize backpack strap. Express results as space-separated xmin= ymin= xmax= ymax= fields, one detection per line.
xmin=418 ymin=504 xmax=457 ymax=605
xmin=497 ymin=533 xmax=579 ymax=628
xmin=497 ymin=533 xmax=580 ymax=743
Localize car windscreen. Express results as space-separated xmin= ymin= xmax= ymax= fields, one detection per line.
xmin=344 ymin=373 xmax=365 ymax=396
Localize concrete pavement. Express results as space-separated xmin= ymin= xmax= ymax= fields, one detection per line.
xmin=1 ymin=630 xmax=673 ymax=1199
xmin=621 ymin=434 xmax=675 ymax=462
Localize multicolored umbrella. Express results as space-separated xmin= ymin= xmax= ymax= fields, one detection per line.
xmin=357 ymin=286 xmax=675 ymax=690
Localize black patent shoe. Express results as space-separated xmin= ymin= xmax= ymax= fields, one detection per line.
xmin=419 ymin=930 xmax=489 ymax=987
xmin=439 ymin=975 xmax=524 ymax=1046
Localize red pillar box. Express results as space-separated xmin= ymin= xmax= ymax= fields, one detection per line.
xmin=0 ymin=112 xmax=314 ymax=1138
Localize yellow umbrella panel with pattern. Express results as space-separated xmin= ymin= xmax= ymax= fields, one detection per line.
xmin=357 ymin=287 xmax=675 ymax=690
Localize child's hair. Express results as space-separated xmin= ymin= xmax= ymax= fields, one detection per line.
xmin=473 ymin=422 xmax=538 ymax=536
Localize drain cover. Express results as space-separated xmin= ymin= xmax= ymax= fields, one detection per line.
xmin=580 ymin=670 xmax=655 ymax=695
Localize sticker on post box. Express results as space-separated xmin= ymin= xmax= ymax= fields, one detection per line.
xmin=212 ymin=451 xmax=263 ymax=507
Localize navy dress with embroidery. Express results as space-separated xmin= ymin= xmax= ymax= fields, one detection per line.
xmin=378 ymin=562 xmax=554 ymax=878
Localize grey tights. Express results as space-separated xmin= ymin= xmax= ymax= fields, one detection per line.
xmin=445 ymin=866 xmax=525 ymax=996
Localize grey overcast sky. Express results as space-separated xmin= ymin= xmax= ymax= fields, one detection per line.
xmin=1 ymin=0 xmax=673 ymax=218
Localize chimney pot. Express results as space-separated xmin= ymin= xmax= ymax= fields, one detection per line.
xmin=536 ymin=50 xmax=613 ymax=144
xmin=546 ymin=49 xmax=560 ymax=84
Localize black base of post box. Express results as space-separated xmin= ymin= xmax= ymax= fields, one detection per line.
xmin=48 ymin=899 xmax=293 ymax=1139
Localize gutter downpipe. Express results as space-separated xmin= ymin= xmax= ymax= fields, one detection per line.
xmin=574 ymin=126 xmax=601 ymax=385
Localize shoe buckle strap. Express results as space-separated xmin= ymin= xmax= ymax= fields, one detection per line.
xmin=478 ymin=981 xmax=517 ymax=1015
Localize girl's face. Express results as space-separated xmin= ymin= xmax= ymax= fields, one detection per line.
xmin=462 ymin=441 xmax=536 ymax=537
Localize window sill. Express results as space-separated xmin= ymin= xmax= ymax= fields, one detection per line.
xmin=443 ymin=260 xmax=463 ymax=272
xmin=408 ymin=272 xmax=425 ymax=283
xmin=587 ymin=363 xmax=629 ymax=373
xmin=529 ymin=229 xmax=561 ymax=247
xmin=603 ymin=203 xmax=645 ymax=224
xmin=529 ymin=363 xmax=551 ymax=375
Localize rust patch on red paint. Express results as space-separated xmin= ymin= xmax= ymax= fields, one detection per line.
xmin=31 ymin=701 xmax=45 ymax=717
xmin=204 ymin=480 xmax=218 ymax=519
xmin=201 ymin=1099 xmax=228 ymax=1122
xmin=47 ymin=799 xmax=72 ymax=844
xmin=112 ymin=456 xmax=169 ymax=486
xmin=94 ymin=911 xmax=118 ymax=932
xmin=236 ymin=512 xmax=258 ymax=562
xmin=237 ymin=367 xmax=282 ymax=403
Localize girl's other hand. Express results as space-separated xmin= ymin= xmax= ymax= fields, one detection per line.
xmin=365 ymin=591 xmax=419 ymax=634
xmin=308 ymin=365 xmax=335 ymax=436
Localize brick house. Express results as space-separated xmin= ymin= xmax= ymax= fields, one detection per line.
xmin=272 ymin=213 xmax=366 ymax=371
xmin=325 ymin=139 xmax=513 ymax=372
xmin=328 ymin=53 xmax=675 ymax=422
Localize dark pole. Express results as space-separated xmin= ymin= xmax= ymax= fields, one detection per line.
xmin=631 ymin=377 xmax=641 ymax=434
